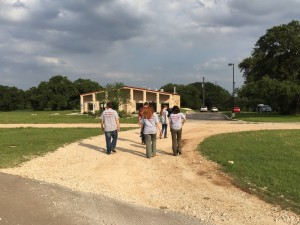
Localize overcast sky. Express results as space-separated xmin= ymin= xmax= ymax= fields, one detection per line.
xmin=0 ymin=0 xmax=299 ymax=92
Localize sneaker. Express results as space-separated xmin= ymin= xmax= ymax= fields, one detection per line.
xmin=111 ymin=149 xmax=116 ymax=153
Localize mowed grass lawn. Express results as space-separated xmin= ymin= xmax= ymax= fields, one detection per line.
xmin=0 ymin=110 xmax=138 ymax=124
xmin=0 ymin=128 xmax=101 ymax=168
xmin=199 ymin=130 xmax=300 ymax=214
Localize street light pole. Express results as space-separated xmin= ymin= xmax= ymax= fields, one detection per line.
xmin=228 ymin=63 xmax=235 ymax=116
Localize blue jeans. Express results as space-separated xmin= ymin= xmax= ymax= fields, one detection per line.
xmin=105 ymin=130 xmax=118 ymax=154
xmin=161 ymin=124 xmax=167 ymax=138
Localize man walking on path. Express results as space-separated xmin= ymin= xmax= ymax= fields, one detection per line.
xmin=100 ymin=102 xmax=120 ymax=155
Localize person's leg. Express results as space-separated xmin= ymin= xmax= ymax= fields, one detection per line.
xmin=104 ymin=132 xmax=112 ymax=154
xmin=145 ymin=134 xmax=152 ymax=158
xmin=159 ymin=124 xmax=163 ymax=139
xmin=151 ymin=134 xmax=157 ymax=156
xmin=141 ymin=133 xmax=145 ymax=144
xmin=171 ymin=129 xmax=177 ymax=156
xmin=163 ymin=124 xmax=168 ymax=138
xmin=111 ymin=130 xmax=118 ymax=152
xmin=177 ymin=129 xmax=182 ymax=155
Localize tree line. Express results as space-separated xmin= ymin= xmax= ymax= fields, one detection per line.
xmin=0 ymin=75 xmax=232 ymax=112
xmin=0 ymin=76 xmax=102 ymax=111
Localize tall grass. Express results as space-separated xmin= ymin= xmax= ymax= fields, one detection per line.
xmin=199 ymin=130 xmax=300 ymax=214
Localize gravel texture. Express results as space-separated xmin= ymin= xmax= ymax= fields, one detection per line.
xmin=1 ymin=119 xmax=300 ymax=225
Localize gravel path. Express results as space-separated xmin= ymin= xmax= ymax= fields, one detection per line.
xmin=1 ymin=120 xmax=300 ymax=225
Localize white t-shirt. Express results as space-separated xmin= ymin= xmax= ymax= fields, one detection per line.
xmin=161 ymin=109 xmax=168 ymax=124
xmin=169 ymin=113 xmax=186 ymax=130
xmin=141 ymin=113 xmax=159 ymax=135
xmin=100 ymin=108 xmax=119 ymax=132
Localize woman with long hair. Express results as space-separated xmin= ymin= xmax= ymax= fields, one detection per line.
xmin=169 ymin=106 xmax=186 ymax=156
xmin=140 ymin=107 xmax=160 ymax=158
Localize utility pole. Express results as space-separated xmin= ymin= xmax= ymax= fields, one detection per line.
xmin=202 ymin=77 xmax=205 ymax=106
xmin=228 ymin=63 xmax=235 ymax=117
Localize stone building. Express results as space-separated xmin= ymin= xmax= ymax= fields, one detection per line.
xmin=80 ymin=86 xmax=180 ymax=114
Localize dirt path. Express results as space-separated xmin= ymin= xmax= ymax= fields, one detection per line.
xmin=1 ymin=120 xmax=300 ymax=225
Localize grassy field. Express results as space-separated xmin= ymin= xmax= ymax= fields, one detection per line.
xmin=0 ymin=128 xmax=100 ymax=168
xmin=223 ymin=111 xmax=300 ymax=122
xmin=0 ymin=127 xmax=135 ymax=169
xmin=0 ymin=110 xmax=138 ymax=124
xmin=199 ymin=130 xmax=300 ymax=214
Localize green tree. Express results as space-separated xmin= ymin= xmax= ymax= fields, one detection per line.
xmin=72 ymin=78 xmax=102 ymax=108
xmin=96 ymin=82 xmax=129 ymax=110
xmin=0 ymin=85 xmax=26 ymax=111
xmin=47 ymin=75 xmax=78 ymax=110
xmin=73 ymin=78 xmax=102 ymax=94
xmin=239 ymin=20 xmax=300 ymax=114
xmin=29 ymin=82 xmax=50 ymax=110
xmin=160 ymin=82 xmax=231 ymax=110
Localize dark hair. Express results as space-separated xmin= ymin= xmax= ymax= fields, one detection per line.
xmin=106 ymin=102 xmax=113 ymax=108
xmin=144 ymin=102 xmax=149 ymax=106
xmin=172 ymin=105 xmax=180 ymax=114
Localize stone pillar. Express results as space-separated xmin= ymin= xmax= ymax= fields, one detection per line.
xmin=143 ymin=90 xmax=146 ymax=103
xmin=130 ymin=88 xmax=134 ymax=113
xmin=92 ymin=93 xmax=96 ymax=114
xmin=156 ymin=92 xmax=160 ymax=113
xmin=80 ymin=95 xmax=84 ymax=113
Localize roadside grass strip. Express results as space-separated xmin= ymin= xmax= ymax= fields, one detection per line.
xmin=199 ymin=129 xmax=300 ymax=214
xmin=0 ymin=128 xmax=101 ymax=168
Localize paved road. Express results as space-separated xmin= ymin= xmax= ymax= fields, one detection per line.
xmin=186 ymin=111 xmax=228 ymax=121
xmin=0 ymin=172 xmax=211 ymax=225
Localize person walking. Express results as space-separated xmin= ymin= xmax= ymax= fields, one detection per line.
xmin=100 ymin=102 xmax=120 ymax=155
xmin=138 ymin=102 xmax=149 ymax=144
xmin=169 ymin=106 xmax=186 ymax=156
xmin=140 ymin=106 xmax=159 ymax=158
xmin=159 ymin=105 xmax=168 ymax=139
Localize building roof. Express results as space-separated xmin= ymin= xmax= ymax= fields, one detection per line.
xmin=80 ymin=85 xmax=179 ymax=96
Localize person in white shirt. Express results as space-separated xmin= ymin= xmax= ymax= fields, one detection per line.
xmin=100 ymin=102 xmax=120 ymax=155
xmin=159 ymin=105 xmax=168 ymax=138
xmin=140 ymin=106 xmax=159 ymax=158
xmin=169 ymin=106 xmax=186 ymax=156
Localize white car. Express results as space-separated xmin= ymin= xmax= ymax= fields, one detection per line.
xmin=211 ymin=107 xmax=218 ymax=112
xmin=200 ymin=106 xmax=208 ymax=112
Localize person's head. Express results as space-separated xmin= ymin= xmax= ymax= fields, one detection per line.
xmin=143 ymin=102 xmax=149 ymax=107
xmin=106 ymin=102 xmax=113 ymax=109
xmin=172 ymin=105 xmax=180 ymax=114
xmin=160 ymin=105 xmax=167 ymax=115
xmin=142 ymin=106 xmax=154 ymax=119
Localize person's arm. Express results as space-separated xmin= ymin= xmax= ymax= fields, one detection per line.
xmin=100 ymin=113 xmax=104 ymax=131
xmin=116 ymin=117 xmax=120 ymax=131
xmin=100 ymin=120 xmax=104 ymax=131
xmin=181 ymin=113 xmax=186 ymax=125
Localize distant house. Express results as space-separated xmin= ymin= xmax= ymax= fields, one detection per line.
xmin=80 ymin=85 xmax=180 ymax=114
